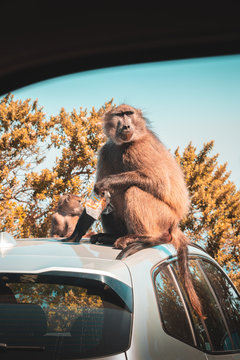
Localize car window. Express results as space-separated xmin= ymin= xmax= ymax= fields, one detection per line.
xmin=201 ymin=260 xmax=240 ymax=350
xmin=170 ymin=261 xmax=213 ymax=352
xmin=186 ymin=260 xmax=233 ymax=352
xmin=154 ymin=258 xmax=240 ymax=354
xmin=0 ymin=272 xmax=132 ymax=359
xmin=153 ymin=265 xmax=195 ymax=346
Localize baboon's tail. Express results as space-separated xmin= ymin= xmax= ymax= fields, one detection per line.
xmin=172 ymin=228 xmax=205 ymax=319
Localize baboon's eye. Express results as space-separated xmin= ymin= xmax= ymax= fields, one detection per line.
xmin=114 ymin=111 xmax=133 ymax=117
xmin=114 ymin=112 xmax=124 ymax=117
xmin=124 ymin=111 xmax=134 ymax=116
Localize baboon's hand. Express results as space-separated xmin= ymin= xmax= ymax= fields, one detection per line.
xmin=60 ymin=236 xmax=78 ymax=243
xmin=94 ymin=179 xmax=110 ymax=196
xmin=114 ymin=236 xmax=129 ymax=249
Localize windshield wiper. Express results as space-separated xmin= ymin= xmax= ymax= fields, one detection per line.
xmin=0 ymin=343 xmax=45 ymax=351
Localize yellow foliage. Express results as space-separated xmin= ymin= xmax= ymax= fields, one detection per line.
xmin=0 ymin=94 xmax=112 ymax=238
xmin=177 ymin=141 xmax=240 ymax=291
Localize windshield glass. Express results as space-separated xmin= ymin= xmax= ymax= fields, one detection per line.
xmin=0 ymin=272 xmax=132 ymax=359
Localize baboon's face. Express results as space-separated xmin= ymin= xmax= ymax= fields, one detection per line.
xmin=58 ymin=195 xmax=83 ymax=215
xmin=103 ymin=105 xmax=147 ymax=145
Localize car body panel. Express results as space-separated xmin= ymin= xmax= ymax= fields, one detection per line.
xmin=0 ymin=236 xmax=239 ymax=359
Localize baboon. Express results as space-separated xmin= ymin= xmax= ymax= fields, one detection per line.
xmin=91 ymin=104 xmax=204 ymax=318
xmin=51 ymin=194 xmax=84 ymax=238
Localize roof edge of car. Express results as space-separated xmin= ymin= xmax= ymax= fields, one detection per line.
xmin=189 ymin=242 xmax=207 ymax=253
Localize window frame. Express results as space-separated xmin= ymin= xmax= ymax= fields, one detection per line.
xmin=152 ymin=255 xmax=240 ymax=355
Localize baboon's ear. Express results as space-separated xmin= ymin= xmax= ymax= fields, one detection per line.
xmin=136 ymin=108 xmax=143 ymax=117
xmin=57 ymin=196 xmax=64 ymax=207
xmin=102 ymin=108 xmax=112 ymax=122
xmin=65 ymin=194 xmax=71 ymax=202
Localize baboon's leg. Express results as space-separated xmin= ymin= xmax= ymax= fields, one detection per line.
xmin=114 ymin=186 xmax=176 ymax=249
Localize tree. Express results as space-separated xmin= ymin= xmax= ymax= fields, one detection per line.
xmin=0 ymin=94 xmax=55 ymax=235
xmin=22 ymin=102 xmax=112 ymax=238
xmin=175 ymin=141 xmax=240 ymax=290
xmin=0 ymin=94 xmax=112 ymax=237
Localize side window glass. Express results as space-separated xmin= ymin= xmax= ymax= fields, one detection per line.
xmin=188 ymin=260 xmax=232 ymax=352
xmin=153 ymin=265 xmax=195 ymax=346
xmin=201 ymin=260 xmax=240 ymax=350
xmin=172 ymin=261 xmax=212 ymax=351
xmin=154 ymin=259 xmax=240 ymax=353
xmin=173 ymin=259 xmax=234 ymax=352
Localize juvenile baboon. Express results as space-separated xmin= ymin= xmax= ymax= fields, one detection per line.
xmin=51 ymin=194 xmax=84 ymax=238
xmin=91 ymin=104 xmax=204 ymax=318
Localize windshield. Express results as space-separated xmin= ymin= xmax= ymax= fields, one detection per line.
xmin=0 ymin=272 xmax=132 ymax=359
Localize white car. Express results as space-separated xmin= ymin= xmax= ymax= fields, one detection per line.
xmin=0 ymin=232 xmax=239 ymax=359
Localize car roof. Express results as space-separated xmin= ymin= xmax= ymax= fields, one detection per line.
xmin=0 ymin=238 xmax=129 ymax=285
xmin=0 ymin=237 xmax=211 ymax=287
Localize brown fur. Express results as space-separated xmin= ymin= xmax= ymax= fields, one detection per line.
xmin=51 ymin=194 xmax=84 ymax=238
xmin=92 ymin=104 xmax=205 ymax=318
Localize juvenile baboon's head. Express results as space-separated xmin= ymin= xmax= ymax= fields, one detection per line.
xmin=57 ymin=194 xmax=83 ymax=216
xmin=103 ymin=104 xmax=147 ymax=145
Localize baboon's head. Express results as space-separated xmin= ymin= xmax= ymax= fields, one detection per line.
xmin=57 ymin=194 xmax=83 ymax=216
xmin=103 ymin=104 xmax=147 ymax=145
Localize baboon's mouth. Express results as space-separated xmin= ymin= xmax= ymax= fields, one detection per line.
xmin=119 ymin=131 xmax=133 ymax=142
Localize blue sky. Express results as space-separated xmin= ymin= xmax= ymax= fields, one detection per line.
xmin=12 ymin=54 xmax=240 ymax=188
